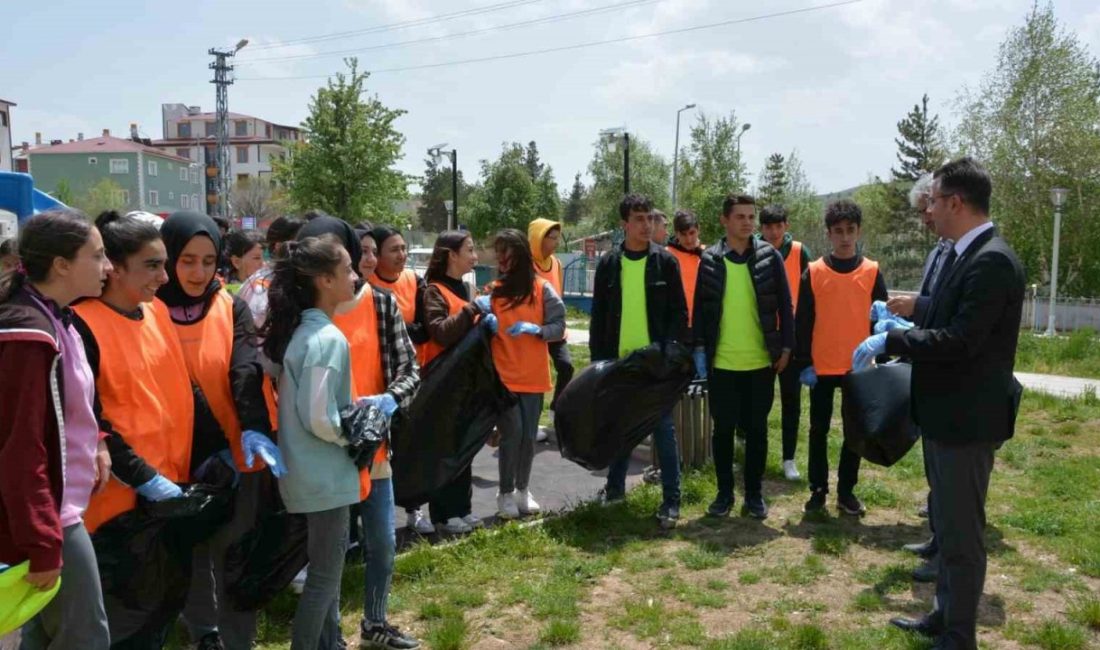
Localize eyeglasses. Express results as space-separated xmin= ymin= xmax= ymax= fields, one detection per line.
xmin=927 ymin=192 xmax=955 ymax=207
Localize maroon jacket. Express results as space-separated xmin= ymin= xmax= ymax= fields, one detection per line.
xmin=0 ymin=287 xmax=66 ymax=572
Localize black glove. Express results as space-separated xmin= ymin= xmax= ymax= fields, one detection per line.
xmin=340 ymin=403 xmax=389 ymax=470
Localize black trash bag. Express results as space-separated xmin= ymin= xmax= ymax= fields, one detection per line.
xmin=392 ymin=325 xmax=516 ymax=508
xmin=93 ymin=455 xmax=235 ymax=646
xmin=222 ymin=475 xmax=309 ymax=612
xmin=555 ymin=342 xmax=694 ymax=471
xmin=841 ymin=362 xmax=920 ymax=467
xmin=341 ymin=402 xmax=388 ymax=470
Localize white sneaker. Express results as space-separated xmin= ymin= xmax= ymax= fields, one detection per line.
xmin=441 ymin=517 xmax=472 ymax=534
xmin=496 ymin=491 xmax=520 ymax=519
xmin=407 ymin=509 xmax=435 ymax=534
xmin=783 ymin=459 xmax=801 ymax=481
xmin=516 ymin=489 xmax=541 ymax=515
xmin=290 ymin=566 xmax=308 ymax=594
xmin=537 ymin=411 xmax=553 ymax=442
xmin=462 ymin=513 xmax=484 ymax=529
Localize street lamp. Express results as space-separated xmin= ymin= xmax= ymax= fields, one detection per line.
xmin=671 ymin=103 xmax=696 ymax=208
xmin=600 ymin=127 xmax=630 ymax=194
xmin=1046 ymin=187 xmax=1070 ymax=336
xmin=735 ymin=122 xmax=751 ymax=159
xmin=428 ymin=143 xmax=458 ymax=230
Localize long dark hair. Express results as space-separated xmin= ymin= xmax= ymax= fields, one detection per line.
xmin=425 ymin=230 xmax=471 ymax=284
xmin=260 ymin=234 xmax=345 ymax=363
xmin=266 ymin=216 xmax=306 ymax=259
xmin=0 ymin=209 xmax=93 ymax=303
xmin=96 ymin=211 xmax=161 ymax=267
xmin=225 ymin=229 xmax=265 ymax=281
xmin=491 ymin=228 xmax=536 ymax=310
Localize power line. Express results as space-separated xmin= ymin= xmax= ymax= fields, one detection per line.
xmin=247 ymin=0 xmax=549 ymax=51
xmin=238 ymin=0 xmax=864 ymax=81
xmin=237 ymin=0 xmax=661 ymax=65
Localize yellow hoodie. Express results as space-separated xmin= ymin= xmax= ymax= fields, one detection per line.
xmin=528 ymin=218 xmax=563 ymax=294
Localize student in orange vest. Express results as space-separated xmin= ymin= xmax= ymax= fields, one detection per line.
xmin=297 ymin=217 xmax=422 ymax=650
xmin=0 ymin=210 xmax=113 ymax=650
xmin=758 ymin=204 xmax=812 ymax=481
xmin=367 ymin=226 xmax=434 ymax=536
xmin=421 ymin=230 xmax=497 ymax=534
xmin=155 ymin=211 xmax=286 ymax=650
xmin=794 ymin=199 xmax=888 ymax=516
xmin=666 ymin=209 xmax=705 ymax=327
xmin=487 ymin=229 xmax=566 ymax=520
xmin=70 ymin=213 xmax=196 ymax=646
xmin=527 ymin=218 xmax=573 ymax=442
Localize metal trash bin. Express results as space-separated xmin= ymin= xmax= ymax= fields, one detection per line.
xmin=652 ymin=382 xmax=712 ymax=470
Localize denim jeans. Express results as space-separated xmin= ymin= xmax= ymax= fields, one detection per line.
xmin=291 ymin=507 xmax=348 ymax=650
xmin=357 ymin=478 xmax=395 ymax=627
xmin=606 ymin=409 xmax=680 ymax=506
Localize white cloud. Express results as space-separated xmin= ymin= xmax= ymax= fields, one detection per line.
xmin=595 ymin=49 xmax=782 ymax=104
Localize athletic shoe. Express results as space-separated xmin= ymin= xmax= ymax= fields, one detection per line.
xmin=782 ymin=459 xmax=801 ymax=481
xmin=496 ymin=491 xmax=520 ymax=519
xmin=804 ymin=489 xmax=827 ymax=513
xmin=596 ymin=486 xmax=625 ymax=504
xmin=657 ymin=502 xmax=680 ymax=529
xmin=441 ymin=517 xmax=472 ymax=535
xmin=290 ymin=566 xmax=308 ymax=594
xmin=537 ymin=411 xmax=553 ymax=442
xmin=516 ymin=489 xmax=541 ymax=515
xmin=360 ymin=620 xmax=421 ymax=649
xmin=462 ymin=513 xmax=484 ymax=529
xmin=706 ymin=495 xmax=734 ymax=518
xmin=196 ymin=632 xmax=224 ymax=650
xmin=741 ymin=494 xmax=769 ymax=520
xmin=407 ymin=509 xmax=435 ymax=534
xmin=838 ymin=492 xmax=867 ymax=516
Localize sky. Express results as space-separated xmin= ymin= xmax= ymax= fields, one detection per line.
xmin=5 ymin=0 xmax=1100 ymax=198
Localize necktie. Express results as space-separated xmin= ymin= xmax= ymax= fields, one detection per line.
xmin=931 ymin=248 xmax=958 ymax=298
xmin=920 ymin=242 xmax=947 ymax=296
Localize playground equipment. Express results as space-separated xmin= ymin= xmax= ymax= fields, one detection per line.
xmin=0 ymin=171 xmax=68 ymax=233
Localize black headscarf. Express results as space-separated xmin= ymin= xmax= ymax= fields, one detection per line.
xmin=157 ymin=210 xmax=223 ymax=309
xmin=297 ymin=215 xmax=363 ymax=271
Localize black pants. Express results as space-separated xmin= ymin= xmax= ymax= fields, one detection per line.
xmin=548 ymin=340 xmax=574 ymax=411
xmin=927 ymin=438 xmax=995 ymax=650
xmin=808 ymin=374 xmax=861 ymax=495
xmin=776 ymin=363 xmax=802 ymax=461
xmin=710 ymin=367 xmax=776 ymax=499
xmin=428 ymin=465 xmax=473 ymax=524
xmin=922 ymin=434 xmax=938 ymax=548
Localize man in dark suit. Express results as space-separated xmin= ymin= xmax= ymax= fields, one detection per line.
xmin=853 ymin=157 xmax=1025 ymax=650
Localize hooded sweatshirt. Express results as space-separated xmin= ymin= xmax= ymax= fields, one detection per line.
xmin=528 ymin=218 xmax=564 ymax=297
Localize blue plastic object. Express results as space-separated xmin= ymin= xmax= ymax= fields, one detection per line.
xmin=0 ymin=172 xmax=69 ymax=222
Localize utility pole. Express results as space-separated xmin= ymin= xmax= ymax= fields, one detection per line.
xmin=672 ymin=103 xmax=696 ymax=208
xmin=428 ymin=144 xmax=458 ymax=230
xmin=209 ymin=39 xmax=248 ymax=219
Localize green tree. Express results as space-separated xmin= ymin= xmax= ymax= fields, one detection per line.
xmin=892 ymin=94 xmax=947 ymax=182
xmin=562 ymin=172 xmax=589 ymax=225
xmin=273 ymin=58 xmax=409 ymax=223
xmin=54 ymin=179 xmax=75 ymax=206
xmin=465 ymin=142 xmax=560 ymax=240
xmin=72 ymin=178 xmax=126 ymax=216
xmin=587 ymin=134 xmax=670 ymax=230
xmin=416 ymin=156 xmax=470 ymax=233
xmin=782 ymin=151 xmax=825 ymax=255
xmin=956 ymin=2 xmax=1100 ymax=295
xmin=757 ymin=153 xmax=788 ymax=206
xmin=676 ymin=112 xmax=749 ymax=243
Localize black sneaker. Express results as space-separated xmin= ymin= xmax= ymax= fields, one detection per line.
xmin=360 ymin=621 xmax=421 ymax=649
xmin=804 ymin=489 xmax=827 ymax=513
xmin=196 ymin=633 xmax=224 ymax=650
xmin=706 ymin=495 xmax=734 ymax=517
xmin=741 ymin=494 xmax=768 ymax=520
xmin=596 ymin=486 xmax=625 ymax=504
xmin=838 ymin=492 xmax=867 ymax=516
xmin=657 ymin=502 xmax=680 ymax=529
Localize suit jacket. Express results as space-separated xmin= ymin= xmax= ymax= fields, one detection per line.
xmin=885 ymin=227 xmax=1025 ymax=444
xmin=913 ymin=240 xmax=948 ymax=326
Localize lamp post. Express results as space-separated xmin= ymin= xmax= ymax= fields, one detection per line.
xmin=735 ymin=122 xmax=751 ymax=159
xmin=428 ymin=143 xmax=457 ymax=230
xmin=600 ymin=127 xmax=630 ymax=194
xmin=671 ymin=103 xmax=696 ymax=208
xmin=1046 ymin=187 xmax=1069 ymax=336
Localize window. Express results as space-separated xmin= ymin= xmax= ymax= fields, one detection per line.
xmin=236 ymin=146 xmax=249 ymax=164
xmin=235 ymin=120 xmax=248 ymax=137
xmin=180 ymin=167 xmax=188 ymax=181
xmin=265 ymin=123 xmax=272 ymax=138
xmin=190 ymin=169 xmax=199 ymax=184
xmin=205 ymin=121 xmax=217 ymax=138
xmin=176 ymin=148 xmax=190 ymax=160
xmin=0 ymin=110 xmax=7 ymax=127
xmin=109 ymin=159 xmax=129 ymax=174
xmin=88 ymin=157 xmax=98 ymax=165
xmin=147 ymin=160 xmax=158 ymax=176
xmin=117 ymin=189 xmax=130 ymax=205
xmin=168 ymin=192 xmax=174 ymax=201
xmin=237 ymin=173 xmax=250 ymax=183
xmin=178 ymin=122 xmax=191 ymax=138
xmin=193 ymin=194 xmax=200 ymax=209
xmin=181 ymin=194 xmax=190 ymax=209
xmin=149 ymin=190 xmax=159 ymax=206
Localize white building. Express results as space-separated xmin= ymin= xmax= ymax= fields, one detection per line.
xmin=151 ymin=103 xmax=302 ymax=185
xmin=0 ymin=99 xmax=15 ymax=172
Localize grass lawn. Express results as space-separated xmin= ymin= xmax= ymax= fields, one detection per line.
xmin=1014 ymin=329 xmax=1100 ymax=379
xmin=181 ymin=377 xmax=1100 ymax=649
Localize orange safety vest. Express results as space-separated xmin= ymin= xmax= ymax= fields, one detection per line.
xmin=666 ymin=245 xmax=702 ymax=326
xmin=784 ymin=241 xmax=803 ymax=315
xmin=369 ymin=269 xmax=425 ymax=366
xmin=420 ymin=282 xmax=468 ymax=367
xmin=333 ymin=286 xmax=385 ymax=501
xmin=74 ymin=298 xmax=194 ymax=533
xmin=808 ymin=257 xmax=879 ymax=376
xmin=173 ymin=290 xmax=260 ymax=473
xmin=491 ymin=278 xmax=552 ymax=394
xmin=261 ymin=374 xmax=278 ymax=433
xmin=534 ymin=256 xmax=563 ymax=299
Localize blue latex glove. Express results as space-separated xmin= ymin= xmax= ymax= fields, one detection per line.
xmin=873 ymin=316 xmax=914 ymax=335
xmin=135 ymin=474 xmax=183 ymax=501
xmin=480 ymin=313 xmax=499 ymax=334
xmin=507 ymin=321 xmax=541 ymax=337
xmin=799 ymin=366 xmax=818 ymax=388
xmin=870 ymin=300 xmax=893 ymax=323
xmin=852 ymin=333 xmax=888 ymax=371
xmin=242 ymin=430 xmax=287 ymax=478
xmin=692 ymin=348 xmax=707 ymax=380
xmin=474 ymin=295 xmax=492 ymax=314
xmin=359 ymin=393 xmax=399 ymax=418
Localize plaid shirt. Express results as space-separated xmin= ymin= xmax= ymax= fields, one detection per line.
xmin=369 ymin=286 xmax=421 ymax=409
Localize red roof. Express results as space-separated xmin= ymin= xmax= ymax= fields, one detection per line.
xmin=28 ymin=136 xmax=192 ymax=162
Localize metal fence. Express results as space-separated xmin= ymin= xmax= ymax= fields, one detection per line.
xmin=892 ymin=290 xmax=1100 ymax=333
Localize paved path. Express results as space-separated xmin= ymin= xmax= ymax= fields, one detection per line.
xmin=1016 ymin=371 xmax=1100 ymax=398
